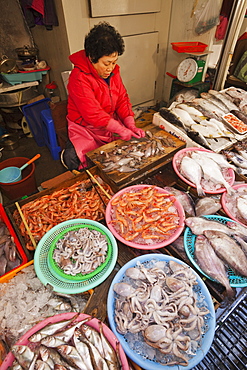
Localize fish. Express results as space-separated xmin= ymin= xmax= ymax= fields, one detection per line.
xmin=192 ymin=98 xmax=226 ymax=120
xmin=163 ymin=186 xmax=195 ymax=216
xmin=233 ymin=143 xmax=247 ymax=160
xmin=79 ymin=324 xmax=104 ymax=357
xmin=200 ymin=92 xmax=229 ymax=113
xmin=186 ymin=129 xmax=212 ymax=149
xmin=191 ymin=151 xmax=234 ymax=195
xmin=40 ymin=347 xmax=76 ymax=370
xmin=176 ymin=103 xmax=206 ymax=122
xmin=194 ymin=234 xmax=234 ymax=297
xmin=159 ymin=107 xmax=187 ymax=130
xmin=98 ymin=321 xmax=121 ymax=369
xmin=57 ymin=345 xmax=88 ymax=370
xmin=190 ymin=120 xmax=228 ymax=139
xmin=199 ymin=150 xmax=236 ymax=170
xmin=73 ymin=329 xmax=94 ymax=370
xmin=28 ymin=314 xmax=79 ymax=342
xmin=79 ymin=336 xmax=109 ymax=370
xmin=51 ymin=317 xmax=91 ymax=343
xmin=222 ymin=151 xmax=247 ymax=169
xmin=233 ymin=235 xmax=247 ymax=256
xmin=204 ymin=230 xmax=247 ymax=277
xmin=239 ymin=99 xmax=247 ymax=115
xmin=40 ymin=335 xmax=67 ymax=348
xmin=195 ymin=196 xmax=221 ymax=216
xmin=35 ymin=360 xmax=52 ymax=370
xmin=180 ymin=156 xmax=205 ymax=196
xmin=224 ymin=87 xmax=247 ymax=105
xmin=188 ymin=101 xmax=220 ymax=121
xmin=230 ymin=110 xmax=247 ymax=125
xmin=170 ymin=107 xmax=196 ymax=129
xmin=185 ymin=217 xmax=233 ymax=235
xmin=11 ymin=345 xmax=35 ymax=370
xmin=226 ymin=220 xmax=247 ymax=241
xmin=207 ymin=90 xmax=239 ymax=111
xmin=209 ymin=118 xmax=235 ymax=138
xmin=236 ymin=195 xmax=247 ymax=220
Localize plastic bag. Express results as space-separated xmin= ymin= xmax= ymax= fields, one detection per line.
xmin=194 ymin=0 xmax=220 ymax=35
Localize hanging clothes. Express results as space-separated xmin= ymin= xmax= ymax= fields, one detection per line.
xmin=20 ymin=0 xmax=59 ymax=30
xmin=215 ymin=0 xmax=234 ymax=40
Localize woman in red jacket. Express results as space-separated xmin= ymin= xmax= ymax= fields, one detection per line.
xmin=64 ymin=22 xmax=145 ymax=169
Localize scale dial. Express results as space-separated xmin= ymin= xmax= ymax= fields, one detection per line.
xmin=177 ymin=58 xmax=198 ymax=83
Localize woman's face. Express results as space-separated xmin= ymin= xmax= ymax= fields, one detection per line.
xmin=92 ymin=52 xmax=118 ymax=79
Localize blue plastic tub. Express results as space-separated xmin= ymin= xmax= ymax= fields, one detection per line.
xmin=40 ymin=109 xmax=61 ymax=160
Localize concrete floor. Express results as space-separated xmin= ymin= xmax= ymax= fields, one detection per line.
xmin=0 ymin=134 xmax=67 ymax=205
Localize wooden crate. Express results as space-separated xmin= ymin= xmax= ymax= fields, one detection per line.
xmin=5 ymin=166 xmax=114 ymax=255
xmin=86 ymin=124 xmax=186 ymax=192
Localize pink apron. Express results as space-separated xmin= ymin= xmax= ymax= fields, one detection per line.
xmin=67 ymin=118 xmax=116 ymax=169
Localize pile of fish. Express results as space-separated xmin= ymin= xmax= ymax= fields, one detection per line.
xmin=163 ymin=186 xmax=221 ymax=217
xmin=98 ymin=130 xmax=176 ymax=173
xmin=159 ymin=87 xmax=247 ymax=150
xmin=223 ymin=141 xmax=247 ymax=176
xmin=223 ymin=185 xmax=247 ymax=226
xmin=10 ymin=314 xmax=122 ymax=370
xmin=174 ymin=149 xmax=235 ymax=196
xmin=186 ymin=216 xmax=247 ymax=297
xmin=0 ymin=221 xmax=22 ymax=277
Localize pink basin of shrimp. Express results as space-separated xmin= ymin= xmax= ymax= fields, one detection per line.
xmin=1 ymin=313 xmax=129 ymax=370
xmin=172 ymin=147 xmax=235 ymax=194
xmin=105 ymin=184 xmax=185 ymax=249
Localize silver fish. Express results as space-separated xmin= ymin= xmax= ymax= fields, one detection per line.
xmin=163 ymin=186 xmax=195 ymax=217
xmin=79 ymin=337 xmax=109 ymax=370
xmin=40 ymin=335 xmax=67 ymax=348
xmin=171 ymin=107 xmax=196 ymax=129
xmin=52 ymin=317 xmax=91 ymax=343
xmin=204 ymin=230 xmax=247 ymax=277
xmin=208 ymin=90 xmax=239 ymax=111
xmin=28 ymin=314 xmax=79 ymax=342
xmin=199 ymin=151 xmax=236 ymax=170
xmin=98 ymin=321 xmax=121 ymax=370
xmin=118 ymin=165 xmax=136 ymax=173
xmin=192 ymin=98 xmax=226 ymax=119
xmin=73 ymin=329 xmax=94 ymax=370
xmin=159 ymin=107 xmax=187 ymax=130
xmin=188 ymin=101 xmax=220 ymax=121
xmin=57 ymin=345 xmax=88 ymax=370
xmin=79 ymin=324 xmax=104 ymax=356
xmin=224 ymin=87 xmax=247 ymax=104
xmin=201 ymin=92 xmax=229 ymax=113
xmin=186 ymin=128 xmax=212 ymax=149
xmin=11 ymin=345 xmax=35 ymax=370
xmin=35 ymin=360 xmax=52 ymax=370
xmin=180 ymin=156 xmax=205 ymax=197
xmin=176 ymin=103 xmax=206 ymax=122
xmin=185 ymin=217 xmax=232 ymax=235
xmin=222 ymin=151 xmax=247 ymax=169
xmin=40 ymin=347 xmax=76 ymax=370
xmin=195 ymin=196 xmax=221 ymax=216
xmin=190 ymin=121 xmax=227 ymax=139
xmin=191 ymin=151 xmax=235 ymax=195
xmin=194 ymin=234 xmax=234 ymax=297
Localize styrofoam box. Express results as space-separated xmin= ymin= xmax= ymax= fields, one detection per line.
xmin=152 ymin=112 xmax=238 ymax=153
xmin=152 ymin=112 xmax=202 ymax=148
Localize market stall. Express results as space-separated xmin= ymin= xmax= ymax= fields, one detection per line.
xmin=0 ymin=100 xmax=247 ymax=370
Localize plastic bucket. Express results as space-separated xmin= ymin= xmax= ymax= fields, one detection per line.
xmin=0 ymin=157 xmax=37 ymax=200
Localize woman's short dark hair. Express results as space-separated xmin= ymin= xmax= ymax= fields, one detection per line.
xmin=84 ymin=22 xmax=125 ymax=63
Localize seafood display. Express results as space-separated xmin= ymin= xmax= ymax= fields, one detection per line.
xmin=173 ymin=148 xmax=235 ymax=195
xmin=221 ymin=184 xmax=247 ymax=227
xmin=223 ymin=141 xmax=247 ymax=176
xmin=52 ymin=227 xmax=108 ymax=276
xmin=160 ymin=87 xmax=247 ymax=150
xmin=163 ymin=186 xmax=196 ymax=217
xmin=184 ymin=216 xmax=247 ymax=291
xmin=108 ymin=256 xmax=215 ymax=368
xmin=97 ymin=130 xmax=176 ymax=173
xmin=0 ymin=220 xmax=22 ymax=277
xmin=6 ymin=314 xmax=124 ymax=370
xmin=0 ymin=265 xmax=88 ymax=349
xmin=195 ymin=196 xmax=221 ymax=216
xmin=12 ymin=177 xmax=113 ymax=250
xmin=106 ymin=185 xmax=184 ymax=248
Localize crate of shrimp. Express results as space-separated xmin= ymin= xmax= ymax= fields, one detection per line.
xmin=0 ymin=204 xmax=28 ymax=283
xmin=5 ymin=167 xmax=114 ymax=253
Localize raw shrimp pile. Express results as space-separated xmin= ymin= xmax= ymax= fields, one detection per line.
xmin=53 ymin=228 xmax=108 ymax=276
xmin=13 ymin=177 xmax=113 ymax=250
xmin=109 ymin=186 xmax=181 ymax=245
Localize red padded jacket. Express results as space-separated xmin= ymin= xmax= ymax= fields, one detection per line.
xmin=67 ymin=50 xmax=134 ymax=128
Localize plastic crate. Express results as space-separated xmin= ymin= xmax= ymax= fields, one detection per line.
xmin=40 ymin=109 xmax=61 ymax=160
xmin=171 ymin=42 xmax=208 ymax=53
xmin=22 ymin=98 xmax=51 ymax=147
xmin=0 ymin=204 xmax=28 ymax=283
xmin=1 ymin=68 xmax=49 ymax=85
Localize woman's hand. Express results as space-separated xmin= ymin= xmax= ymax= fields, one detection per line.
xmin=107 ymin=118 xmax=136 ymax=141
xmin=124 ymin=116 xmax=145 ymax=138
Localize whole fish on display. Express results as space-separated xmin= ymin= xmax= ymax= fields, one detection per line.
xmin=194 ymin=234 xmax=234 ymax=297
xmin=191 ymin=151 xmax=234 ymax=195
xmin=201 ymin=150 xmax=236 ymax=170
xmin=191 ymin=98 xmax=226 ymax=121
xmin=176 ymin=103 xmax=206 ymax=123
xmin=159 ymin=107 xmax=187 ymax=131
xmin=222 ymin=150 xmax=247 ymax=169
xmin=200 ymin=92 xmax=229 ymax=114
xmin=207 ymin=89 xmax=239 ymax=111
xmin=190 ymin=120 xmax=229 ymax=139
xmin=204 ymin=230 xmax=247 ymax=277
xmin=185 ymin=217 xmax=235 ymax=236
xmin=224 ymin=87 xmax=247 ymax=105
xmin=180 ymin=156 xmax=205 ymax=196
xmin=170 ymin=107 xmax=196 ymax=129
xmin=188 ymin=100 xmax=221 ymax=121
xmin=195 ymin=196 xmax=221 ymax=216
xmin=163 ymin=186 xmax=195 ymax=216
xmin=186 ymin=129 xmax=212 ymax=149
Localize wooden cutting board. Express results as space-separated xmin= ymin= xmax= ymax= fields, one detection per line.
xmin=86 ymin=124 xmax=186 ymax=191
